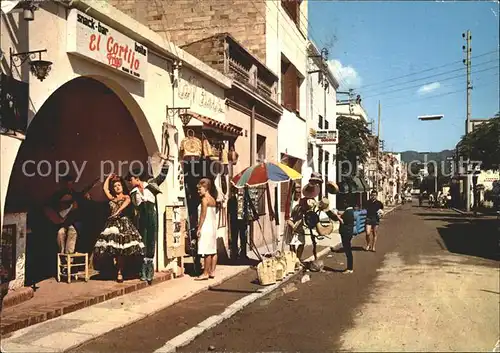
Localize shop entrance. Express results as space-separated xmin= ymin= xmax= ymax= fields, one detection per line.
xmin=3 ymin=76 xmax=154 ymax=285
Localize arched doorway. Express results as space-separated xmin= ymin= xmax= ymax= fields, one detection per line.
xmin=3 ymin=76 xmax=155 ymax=284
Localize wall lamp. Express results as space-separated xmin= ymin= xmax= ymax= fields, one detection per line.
xmin=10 ymin=48 xmax=52 ymax=81
xmin=166 ymin=106 xmax=191 ymax=126
xmin=21 ymin=1 xmax=39 ymax=21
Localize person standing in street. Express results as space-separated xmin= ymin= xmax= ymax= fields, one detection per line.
xmin=365 ymin=190 xmax=384 ymax=252
xmin=338 ymin=201 xmax=355 ymax=274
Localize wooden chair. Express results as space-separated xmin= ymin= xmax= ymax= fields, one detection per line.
xmin=57 ymin=252 xmax=89 ymax=283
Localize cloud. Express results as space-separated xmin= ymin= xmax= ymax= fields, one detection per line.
xmin=417 ymin=82 xmax=441 ymax=95
xmin=328 ymin=59 xmax=362 ymax=88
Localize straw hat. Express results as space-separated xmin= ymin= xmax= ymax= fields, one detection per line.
xmin=318 ymin=197 xmax=330 ymax=211
xmin=302 ymin=183 xmax=320 ymax=199
xmin=326 ymin=181 xmax=339 ymax=194
xmin=309 ymin=172 xmax=323 ymax=185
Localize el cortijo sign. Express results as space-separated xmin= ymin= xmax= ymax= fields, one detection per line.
xmin=67 ymin=9 xmax=147 ymax=81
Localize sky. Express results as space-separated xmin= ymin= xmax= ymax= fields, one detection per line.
xmin=308 ymin=1 xmax=499 ymax=153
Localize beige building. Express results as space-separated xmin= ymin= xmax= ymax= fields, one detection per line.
xmin=0 ymin=0 xmax=235 ymax=292
xmin=108 ymin=0 xmax=310 ymax=250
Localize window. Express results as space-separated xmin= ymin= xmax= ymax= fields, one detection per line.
xmin=318 ymin=115 xmax=323 ymax=129
xmin=281 ymin=0 xmax=301 ymax=25
xmin=281 ymin=56 xmax=301 ymax=113
xmin=325 ymin=120 xmax=329 ymax=130
xmin=256 ymin=134 xmax=266 ymax=161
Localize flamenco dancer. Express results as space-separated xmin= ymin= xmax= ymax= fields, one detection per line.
xmin=126 ymin=153 xmax=170 ymax=285
xmin=94 ymin=174 xmax=145 ymax=283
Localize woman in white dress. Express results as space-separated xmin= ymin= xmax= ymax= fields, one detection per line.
xmin=195 ymin=178 xmax=218 ymax=280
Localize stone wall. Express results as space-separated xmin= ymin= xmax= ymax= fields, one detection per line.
xmin=108 ymin=0 xmax=267 ymax=62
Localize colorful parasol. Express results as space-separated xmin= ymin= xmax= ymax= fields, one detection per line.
xmin=231 ymin=162 xmax=302 ymax=187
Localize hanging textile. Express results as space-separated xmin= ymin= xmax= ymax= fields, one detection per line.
xmin=284 ymin=180 xmax=294 ymax=220
xmin=274 ymin=185 xmax=280 ymax=226
xmin=266 ymin=183 xmax=275 ymax=222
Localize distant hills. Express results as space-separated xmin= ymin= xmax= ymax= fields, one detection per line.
xmin=399 ymin=150 xmax=455 ymax=164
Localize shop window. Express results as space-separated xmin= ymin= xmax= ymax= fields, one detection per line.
xmin=281 ymin=56 xmax=301 ymax=113
xmin=257 ymin=134 xmax=266 ymax=162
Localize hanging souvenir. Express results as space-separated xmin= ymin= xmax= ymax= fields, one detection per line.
xmin=221 ymin=144 xmax=229 ymax=165
xmin=201 ymin=133 xmax=214 ymax=158
xmin=228 ymin=146 xmax=239 ymax=165
xmin=180 ymin=129 xmax=202 ymax=158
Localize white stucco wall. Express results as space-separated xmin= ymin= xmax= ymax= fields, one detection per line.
xmin=337 ymin=102 xmax=368 ymax=121
xmin=0 ymin=1 xmax=231 ymax=281
xmin=306 ymin=44 xmax=338 ymax=208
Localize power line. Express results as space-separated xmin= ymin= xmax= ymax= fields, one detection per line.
xmin=383 ymin=80 xmax=499 ymax=109
xmin=356 ymin=50 xmax=498 ymax=90
xmin=362 ymin=65 xmax=498 ymax=100
xmin=359 ymin=58 xmax=498 ymax=96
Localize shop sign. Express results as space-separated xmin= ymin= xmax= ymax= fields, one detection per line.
xmin=178 ymin=75 xmax=225 ymax=113
xmin=315 ymin=129 xmax=338 ymax=145
xmin=67 ymin=9 xmax=148 ymax=81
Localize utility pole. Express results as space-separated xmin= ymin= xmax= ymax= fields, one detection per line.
xmin=463 ymin=30 xmax=472 ymax=212
xmin=376 ymin=101 xmax=381 ymax=192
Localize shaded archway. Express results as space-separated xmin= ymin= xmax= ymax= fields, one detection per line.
xmin=4 ymin=76 xmax=156 ymax=284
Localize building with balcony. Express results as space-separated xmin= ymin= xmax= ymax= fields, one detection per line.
xmin=180 ymin=33 xmax=282 ymax=249
xmin=304 ymin=41 xmax=339 ymax=208
xmin=0 ymin=0 xmax=236 ymax=292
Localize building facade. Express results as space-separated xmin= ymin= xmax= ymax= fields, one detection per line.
xmin=108 ymin=0 xmax=310 ymax=246
xmin=305 ymin=41 xmax=339 ymax=208
xmin=180 ymin=33 xmax=282 ymax=249
xmin=0 ymin=0 xmax=233 ymax=291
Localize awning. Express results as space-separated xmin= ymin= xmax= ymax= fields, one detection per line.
xmin=187 ymin=111 xmax=243 ymax=136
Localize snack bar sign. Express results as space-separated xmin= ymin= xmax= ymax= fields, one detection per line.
xmin=315 ymin=129 xmax=338 ymax=145
xmin=67 ymin=9 xmax=147 ymax=81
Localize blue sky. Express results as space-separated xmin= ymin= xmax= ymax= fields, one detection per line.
xmin=308 ymin=1 xmax=499 ymax=153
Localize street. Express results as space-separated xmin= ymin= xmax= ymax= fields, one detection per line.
xmin=71 ymin=203 xmax=499 ymax=353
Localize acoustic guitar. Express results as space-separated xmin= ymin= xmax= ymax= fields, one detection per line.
xmin=44 ymin=177 xmax=100 ymax=226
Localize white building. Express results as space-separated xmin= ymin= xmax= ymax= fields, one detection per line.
xmin=305 ymin=41 xmax=339 ymax=208
xmin=1 ymin=0 xmax=236 ymax=292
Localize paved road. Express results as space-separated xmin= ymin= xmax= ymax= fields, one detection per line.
xmin=73 ymin=204 xmax=499 ymax=352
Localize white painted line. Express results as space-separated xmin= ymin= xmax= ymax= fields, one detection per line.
xmin=493 ymin=339 xmax=500 ymax=352
xmin=153 ymin=246 xmax=333 ymax=353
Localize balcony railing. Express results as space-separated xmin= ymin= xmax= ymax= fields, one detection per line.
xmin=228 ymin=57 xmax=250 ymax=83
xmin=257 ymin=78 xmax=273 ymax=99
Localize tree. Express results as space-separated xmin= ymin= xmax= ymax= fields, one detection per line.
xmin=336 ymin=116 xmax=371 ymax=174
xmin=457 ymin=116 xmax=500 ymax=170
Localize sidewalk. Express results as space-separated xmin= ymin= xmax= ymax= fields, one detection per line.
xmin=1 ymin=205 xmax=400 ymax=352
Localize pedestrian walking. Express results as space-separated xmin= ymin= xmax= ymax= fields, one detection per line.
xmin=339 ymin=201 xmax=354 ymax=274
xmin=365 ymin=190 xmax=384 ymax=252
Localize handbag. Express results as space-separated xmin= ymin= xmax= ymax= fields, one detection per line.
xmin=257 ymin=258 xmax=276 ymax=286
xmin=316 ymin=210 xmax=334 ymax=238
xmin=180 ymin=129 xmax=202 ymax=158
xmin=202 ymin=134 xmax=214 ymax=158
xmin=273 ymin=251 xmax=287 ymax=281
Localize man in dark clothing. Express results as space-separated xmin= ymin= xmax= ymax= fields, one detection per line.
xmin=365 ymin=190 xmax=384 ymax=252
xmin=228 ymin=187 xmax=249 ymax=261
xmin=339 ymin=204 xmax=354 ymax=273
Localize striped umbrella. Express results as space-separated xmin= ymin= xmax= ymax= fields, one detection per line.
xmin=231 ymin=162 xmax=302 ymax=188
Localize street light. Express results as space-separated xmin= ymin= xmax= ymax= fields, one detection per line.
xmin=418 ymin=115 xmax=444 ymax=121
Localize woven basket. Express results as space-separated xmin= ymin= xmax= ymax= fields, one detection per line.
xmin=274 ymin=251 xmax=287 ymax=281
xmin=283 ymin=250 xmax=297 ymax=274
xmin=180 ymin=130 xmax=202 ymax=157
xmin=257 ymin=258 xmax=276 ymax=286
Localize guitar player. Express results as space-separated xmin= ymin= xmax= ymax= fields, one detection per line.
xmin=44 ymin=175 xmax=97 ymax=254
